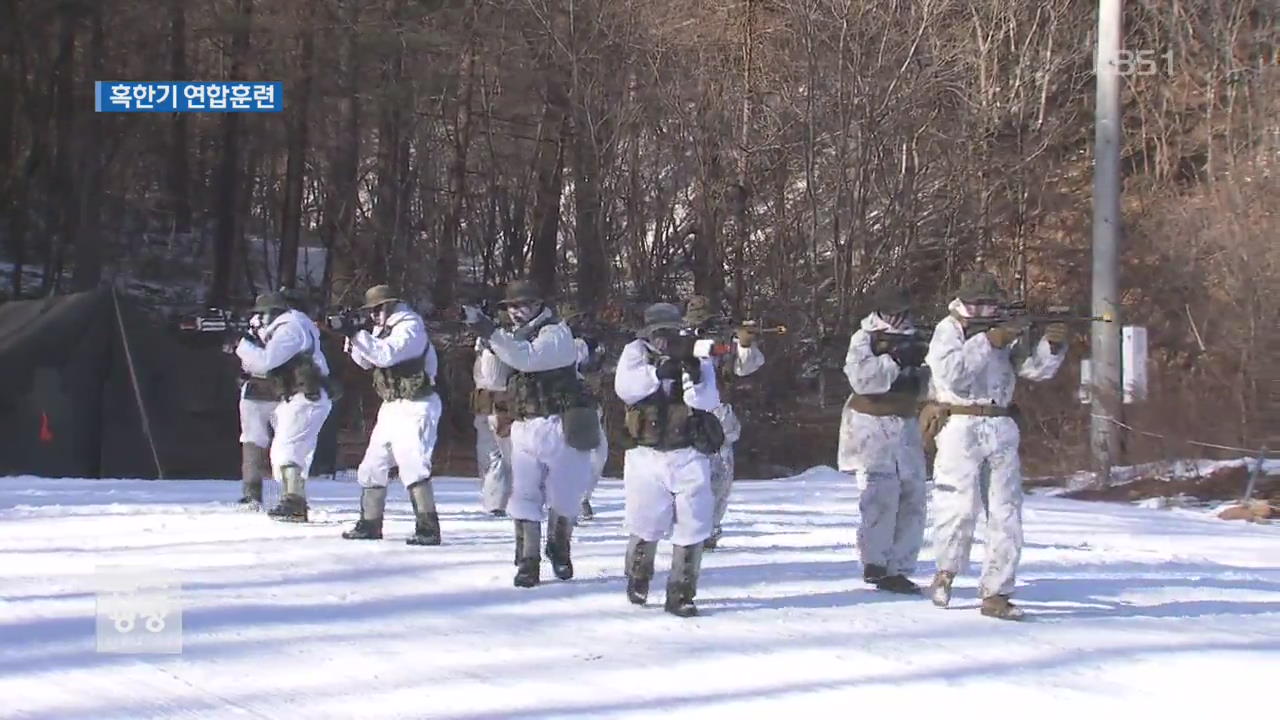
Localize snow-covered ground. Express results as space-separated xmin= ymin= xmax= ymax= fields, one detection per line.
xmin=1 ymin=467 xmax=1277 ymax=719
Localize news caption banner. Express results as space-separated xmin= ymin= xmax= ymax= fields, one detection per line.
xmin=95 ymin=81 xmax=282 ymax=112
xmin=95 ymin=566 xmax=183 ymax=654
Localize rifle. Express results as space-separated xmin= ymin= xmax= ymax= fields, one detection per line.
xmin=322 ymin=306 xmax=369 ymax=334
xmin=963 ymin=302 xmax=1114 ymax=334
xmin=176 ymin=308 xmax=251 ymax=334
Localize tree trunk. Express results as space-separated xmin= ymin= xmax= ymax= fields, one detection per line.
xmin=168 ymin=0 xmax=191 ymax=234
xmin=0 ymin=14 xmax=20 ymax=297
xmin=324 ymin=0 xmax=362 ymax=305
xmin=209 ymin=0 xmax=252 ymax=305
xmin=528 ymin=96 xmax=567 ymax=296
xmin=72 ymin=5 xmax=105 ymax=291
xmin=373 ymin=0 xmax=408 ymax=282
xmin=434 ymin=32 xmax=475 ymax=311
xmin=692 ymin=145 xmax=724 ymax=304
xmin=571 ymin=126 xmax=606 ymax=308
xmin=46 ymin=6 xmax=77 ymax=294
xmin=278 ymin=27 xmax=314 ymax=289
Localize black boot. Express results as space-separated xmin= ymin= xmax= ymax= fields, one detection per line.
xmin=625 ymin=535 xmax=656 ymax=605
xmin=544 ymin=511 xmax=574 ymax=580
xmin=514 ymin=519 xmax=541 ymax=588
xmin=405 ymin=479 xmax=442 ymax=546
xmin=238 ymin=444 xmax=267 ymax=509
xmin=863 ymin=563 xmax=888 ymax=584
xmin=580 ymin=498 xmax=594 ymax=521
xmin=665 ymin=542 xmax=704 ymax=618
xmin=874 ymin=574 xmax=923 ymax=595
xmin=342 ymin=486 xmax=387 ymax=540
xmin=267 ymin=465 xmax=308 ymax=522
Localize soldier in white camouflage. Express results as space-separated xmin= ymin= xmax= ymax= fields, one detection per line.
xmin=682 ymin=295 xmax=764 ymax=550
xmin=337 ymin=285 xmax=444 ymax=546
xmin=924 ymin=271 xmax=1068 ymax=620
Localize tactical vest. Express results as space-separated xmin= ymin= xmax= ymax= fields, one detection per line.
xmin=369 ymin=320 xmax=435 ymax=402
xmin=624 ymin=390 xmax=724 ymax=454
xmin=250 ymin=320 xmax=325 ymax=401
xmin=510 ymin=365 xmax=592 ymax=419
xmin=267 ymin=352 xmax=324 ymax=401
xmin=847 ymin=370 xmax=928 ymax=418
xmin=242 ymin=375 xmax=278 ymax=402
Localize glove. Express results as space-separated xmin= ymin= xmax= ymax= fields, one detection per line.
xmin=656 ymin=357 xmax=683 ymax=381
xmin=736 ymin=323 xmax=759 ymax=348
xmin=871 ymin=336 xmax=894 ymax=356
xmin=889 ymin=339 xmax=927 ymax=367
xmin=682 ymin=358 xmax=703 ymax=385
xmin=985 ymin=317 xmax=1031 ymax=349
xmin=1043 ymin=322 xmax=1068 ymax=349
xmin=240 ymin=330 xmax=264 ymax=348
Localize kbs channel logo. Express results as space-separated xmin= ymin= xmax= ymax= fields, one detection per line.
xmin=95 ymin=81 xmax=282 ymax=113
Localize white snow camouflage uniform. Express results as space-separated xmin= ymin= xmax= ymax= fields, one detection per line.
xmin=473 ymin=338 xmax=514 ymax=512
xmin=348 ymin=306 xmax=442 ymax=489
xmin=838 ymin=312 xmax=928 ymax=578
xmin=575 ymin=336 xmax=609 ymax=500
xmin=237 ymin=315 xmax=277 ymax=450
xmin=614 ymin=339 xmax=721 ymax=546
xmin=487 ymin=307 xmax=594 ymax=521
xmin=702 ymin=338 xmax=764 ymax=536
xmin=235 ymin=309 xmax=331 ymax=479
xmin=926 ymin=299 xmax=1065 ymax=597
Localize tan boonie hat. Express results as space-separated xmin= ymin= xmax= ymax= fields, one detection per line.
xmin=251 ymin=291 xmax=289 ymax=314
xmin=360 ymin=284 xmax=400 ymax=310
xmin=683 ymin=295 xmax=718 ymax=326
xmin=498 ymin=279 xmax=542 ymax=308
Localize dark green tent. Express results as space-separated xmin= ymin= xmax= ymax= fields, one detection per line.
xmin=0 ymin=288 xmax=337 ymax=479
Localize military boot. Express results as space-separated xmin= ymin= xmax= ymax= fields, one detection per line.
xmin=267 ymin=465 xmax=308 ymax=522
xmin=980 ymin=594 xmax=1025 ymax=621
xmin=238 ymin=443 xmax=267 ymax=509
xmin=514 ymin=519 xmax=541 ymax=588
xmin=703 ymin=526 xmax=722 ymax=551
xmin=874 ymin=574 xmax=923 ymax=595
xmin=405 ymin=479 xmax=442 ymax=546
xmin=342 ymin=486 xmax=387 ymax=540
xmin=862 ymin=563 xmax=887 ymax=584
xmin=929 ymin=570 xmax=956 ymax=608
xmin=580 ymin=498 xmax=595 ymax=521
xmin=544 ymin=510 xmax=574 ymax=581
xmin=624 ymin=535 xmax=657 ymax=606
xmin=665 ymin=543 xmax=704 ymax=618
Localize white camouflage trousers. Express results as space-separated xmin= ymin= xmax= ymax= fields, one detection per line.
xmin=931 ymin=415 xmax=1024 ymax=597
xmin=358 ymin=396 xmax=442 ymax=489
xmin=238 ymin=398 xmax=277 ymax=449
xmin=270 ymin=393 xmax=331 ymax=479
xmin=854 ymin=468 xmax=927 ymax=575
xmin=506 ymin=415 xmax=594 ymax=521
xmin=584 ymin=408 xmax=608 ymax=500
xmin=709 ymin=443 xmax=736 ymax=531
xmin=623 ymin=446 xmax=713 ymax=546
xmin=474 ymin=413 xmax=512 ymax=512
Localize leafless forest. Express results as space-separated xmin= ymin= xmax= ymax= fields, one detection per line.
xmin=1 ymin=0 xmax=1276 ymax=476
